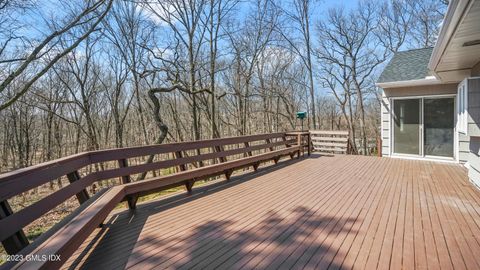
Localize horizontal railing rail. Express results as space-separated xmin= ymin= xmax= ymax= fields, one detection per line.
xmin=0 ymin=132 xmax=310 ymax=269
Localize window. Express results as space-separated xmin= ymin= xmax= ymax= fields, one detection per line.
xmin=457 ymin=79 xmax=468 ymax=134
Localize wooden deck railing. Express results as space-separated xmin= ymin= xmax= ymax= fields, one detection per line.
xmin=0 ymin=132 xmax=309 ymax=269
xmin=310 ymin=130 xmax=350 ymax=154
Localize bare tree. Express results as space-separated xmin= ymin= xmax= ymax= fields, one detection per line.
xmin=144 ymin=0 xmax=210 ymax=141
xmin=205 ymin=0 xmax=239 ymax=138
xmin=0 ymin=0 xmax=113 ymax=111
xmin=316 ymin=2 xmax=392 ymax=154
xmin=277 ymin=0 xmax=318 ymax=129
xmin=407 ymin=0 xmax=448 ymax=48
xmin=226 ymin=0 xmax=278 ymax=135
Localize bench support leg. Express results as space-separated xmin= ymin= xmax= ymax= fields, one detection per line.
xmin=225 ymin=170 xmax=233 ymax=180
xmin=0 ymin=200 xmax=29 ymax=254
xmin=253 ymin=162 xmax=260 ymax=171
xmin=185 ymin=180 xmax=194 ymax=194
xmin=273 ymin=156 xmax=280 ymax=164
xmin=127 ymin=195 xmax=138 ymax=210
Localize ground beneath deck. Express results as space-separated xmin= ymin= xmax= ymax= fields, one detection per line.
xmin=64 ymin=155 xmax=480 ymax=270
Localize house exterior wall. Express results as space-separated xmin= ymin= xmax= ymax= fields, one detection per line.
xmin=468 ymin=79 xmax=480 ymax=136
xmin=380 ymin=83 xmax=469 ymax=160
xmin=472 ymin=61 xmax=480 ymax=76
xmin=470 ymin=137 xmax=480 ymax=187
xmin=469 ymin=64 xmax=480 ymax=187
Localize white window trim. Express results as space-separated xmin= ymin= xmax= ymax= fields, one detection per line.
xmin=457 ymin=79 xmax=468 ymax=135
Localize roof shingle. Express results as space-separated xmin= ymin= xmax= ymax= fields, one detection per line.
xmin=377 ymin=47 xmax=433 ymax=83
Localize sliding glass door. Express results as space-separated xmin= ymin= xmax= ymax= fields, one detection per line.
xmin=424 ymin=98 xmax=454 ymax=157
xmin=392 ymin=97 xmax=455 ymax=158
xmin=393 ymin=99 xmax=421 ymax=155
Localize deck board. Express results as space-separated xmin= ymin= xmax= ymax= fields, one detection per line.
xmin=63 ymin=155 xmax=480 ymax=270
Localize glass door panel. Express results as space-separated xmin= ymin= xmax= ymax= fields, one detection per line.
xmin=393 ymin=99 xmax=420 ymax=155
xmin=424 ymin=98 xmax=454 ymax=157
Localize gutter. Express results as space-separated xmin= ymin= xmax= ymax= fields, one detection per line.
xmin=376 ymin=78 xmax=442 ymax=89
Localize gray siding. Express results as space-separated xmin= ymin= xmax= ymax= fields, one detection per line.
xmin=459 ymin=133 xmax=470 ymax=163
xmin=467 ymin=75 xmax=480 ymax=187
xmin=470 ymin=137 xmax=480 ymax=187
xmin=468 ymin=79 xmax=480 ymax=136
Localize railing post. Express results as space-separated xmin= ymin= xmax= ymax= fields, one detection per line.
xmin=244 ymin=142 xmax=253 ymax=157
xmin=117 ymin=159 xmax=138 ymax=209
xmin=0 ymin=200 xmax=29 ymax=254
xmin=265 ymin=138 xmax=275 ymax=151
xmin=66 ymin=171 xmax=90 ymax=204
xmin=174 ymin=151 xmax=187 ymax=172
xmin=175 ymin=151 xmax=193 ymax=194
xmin=297 ymin=134 xmax=302 ymax=158
xmin=307 ymin=133 xmax=311 ymax=156
xmin=215 ymin=145 xmax=227 ymax=163
xmin=117 ymin=159 xmax=131 ymax=184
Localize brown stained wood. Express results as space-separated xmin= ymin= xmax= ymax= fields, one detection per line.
xmin=244 ymin=142 xmax=253 ymax=157
xmin=174 ymin=151 xmax=187 ymax=172
xmin=0 ymin=147 xmax=300 ymax=245
xmin=90 ymin=133 xmax=287 ymax=163
xmin=0 ymin=155 xmax=91 ymax=202
xmin=0 ymin=133 xmax=293 ymax=202
xmin=117 ymin=159 xmax=135 ymax=209
xmin=265 ymin=138 xmax=278 ymax=164
xmin=306 ymin=133 xmax=311 ymax=156
xmin=66 ymin=171 xmax=90 ymax=204
xmin=1 ymin=135 xmax=305 ymax=270
xmin=123 ymin=147 xmax=301 ymax=196
xmin=185 ymin=180 xmax=194 ymax=194
xmin=225 ymin=170 xmax=233 ymax=181
xmin=265 ymin=138 xmax=275 ymax=151
xmin=282 ymin=135 xmax=295 ymax=160
xmin=174 ymin=152 xmax=193 ymax=195
xmin=0 ymin=134 xmax=301 ymax=245
xmin=117 ymin=159 xmax=131 ymax=184
xmin=0 ymin=200 xmax=29 ymax=255
xmin=214 ymin=145 xmax=227 ymax=163
xmin=12 ymin=186 xmax=125 ymax=270
xmin=59 ymin=155 xmax=480 ymax=270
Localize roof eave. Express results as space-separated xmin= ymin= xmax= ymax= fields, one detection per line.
xmin=428 ymin=0 xmax=473 ymax=74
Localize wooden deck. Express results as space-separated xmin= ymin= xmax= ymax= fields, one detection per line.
xmin=63 ymin=155 xmax=480 ymax=270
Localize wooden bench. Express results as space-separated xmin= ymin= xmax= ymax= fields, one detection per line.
xmin=310 ymin=130 xmax=349 ymax=155
xmin=0 ymin=132 xmax=309 ymax=269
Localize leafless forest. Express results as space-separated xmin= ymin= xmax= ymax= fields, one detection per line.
xmin=0 ymin=0 xmax=447 ymax=173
